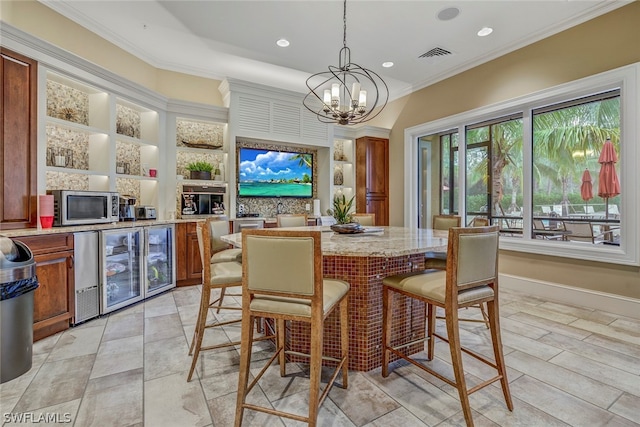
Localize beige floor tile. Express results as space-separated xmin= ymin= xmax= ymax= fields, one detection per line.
xmin=143 ymin=313 xmax=184 ymax=343
xmin=569 ymin=319 xmax=640 ymax=346
xmin=172 ymin=286 xmax=202 ymax=308
xmin=144 ymin=371 xmax=211 ymax=427
xmin=508 ymin=375 xmax=618 ymax=426
xmin=0 ymin=353 xmax=48 ymax=414
xmin=501 ymin=329 xmax=563 ymax=361
xmin=365 ymin=369 xmax=461 ymax=425
xmin=90 ymin=335 xmax=143 ymax=379
xmin=610 ymin=393 xmax=640 ymax=425
xmin=538 ymin=301 xmax=618 ymax=325
xmin=144 ymin=334 xmax=191 ymax=381
xmin=500 ymin=315 xmax=551 ymax=340
xmin=209 ymin=389 xmax=285 ymax=427
xmin=549 ymin=351 xmax=640 ymax=396
xmin=505 ymin=350 xmax=622 ymax=408
xmin=271 ymin=389 xmax=356 ymax=427
xmin=12 ymin=354 xmax=95 ymax=412
xmin=46 ymin=325 xmax=104 ymax=362
xmin=361 ymin=407 xmax=428 ymax=427
xmin=539 ymin=332 xmax=640 ymax=375
xmin=102 ymin=311 xmax=144 ymax=342
xmin=507 ymin=311 xmax=593 ymax=340
xmin=327 ymin=372 xmax=400 ymax=426
xmin=75 ymin=369 xmax=143 ymax=427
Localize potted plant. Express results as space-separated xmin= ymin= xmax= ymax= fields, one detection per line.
xmin=327 ymin=194 xmax=355 ymax=224
xmin=186 ymin=161 xmax=214 ymax=180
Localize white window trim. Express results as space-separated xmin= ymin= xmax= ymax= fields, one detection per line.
xmin=404 ymin=63 xmax=639 ymax=266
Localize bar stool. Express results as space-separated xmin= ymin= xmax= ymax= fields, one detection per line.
xmin=187 ymin=220 xmax=274 ymax=382
xmin=381 ymin=226 xmax=513 ymax=427
xmin=429 ymin=215 xmax=489 ymax=328
xmin=276 ymin=213 xmax=308 ymax=227
xmin=351 ymin=213 xmax=376 ymax=226
xmin=235 ymin=229 xmax=349 ymax=427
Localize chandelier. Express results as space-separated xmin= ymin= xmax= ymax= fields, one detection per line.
xmin=303 ymin=0 xmax=388 ymax=126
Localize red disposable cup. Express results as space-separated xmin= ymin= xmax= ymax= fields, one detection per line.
xmin=149 ymin=169 xmax=157 ymax=177
xmin=40 ymin=216 xmax=54 ymax=228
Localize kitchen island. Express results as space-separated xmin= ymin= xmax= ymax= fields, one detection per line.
xmin=222 ymin=226 xmax=448 ymax=371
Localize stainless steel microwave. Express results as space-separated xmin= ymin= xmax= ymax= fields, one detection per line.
xmin=49 ymin=190 xmax=120 ymax=226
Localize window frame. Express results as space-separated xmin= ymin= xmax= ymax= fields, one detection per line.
xmin=404 ymin=63 xmax=639 ymax=266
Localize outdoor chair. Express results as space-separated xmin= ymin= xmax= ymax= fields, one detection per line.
xmin=533 ymin=218 xmax=565 ymax=240
xmin=471 ymin=217 xmax=489 ymax=226
xmin=235 ymin=229 xmax=349 ymax=427
xmin=381 ymin=226 xmax=513 ymax=427
xmin=564 ymin=221 xmax=612 ymax=244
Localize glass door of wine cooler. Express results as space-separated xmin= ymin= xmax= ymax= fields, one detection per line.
xmin=100 ymin=228 xmax=144 ymax=314
xmin=145 ymin=224 xmax=176 ymax=297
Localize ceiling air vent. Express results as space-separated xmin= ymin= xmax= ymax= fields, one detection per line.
xmin=419 ymin=47 xmax=452 ymax=59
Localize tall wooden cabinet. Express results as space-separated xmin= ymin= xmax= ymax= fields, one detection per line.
xmin=1 ymin=48 xmax=38 ymax=229
xmin=356 ymin=136 xmax=389 ymax=225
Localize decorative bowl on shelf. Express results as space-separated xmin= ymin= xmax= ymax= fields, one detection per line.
xmin=330 ymin=223 xmax=364 ymax=234
xmin=182 ymin=139 xmax=223 ymax=150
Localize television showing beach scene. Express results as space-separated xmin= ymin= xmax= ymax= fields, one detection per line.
xmin=238 ymin=147 xmax=313 ymax=197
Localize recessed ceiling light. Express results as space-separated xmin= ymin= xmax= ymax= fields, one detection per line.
xmin=477 ymin=27 xmax=493 ymax=37
xmin=276 ymin=38 xmax=290 ymax=47
xmin=437 ymin=7 xmax=460 ymax=21
xmin=382 ymin=62 xmax=394 ymax=68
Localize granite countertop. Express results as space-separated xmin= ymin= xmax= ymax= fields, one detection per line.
xmin=0 ymin=219 xmax=199 ymax=238
xmin=221 ymin=226 xmax=448 ymax=257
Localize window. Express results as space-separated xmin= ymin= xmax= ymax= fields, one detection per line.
xmin=404 ymin=64 xmax=639 ymax=266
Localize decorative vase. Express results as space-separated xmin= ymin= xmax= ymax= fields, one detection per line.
xmin=190 ymin=171 xmax=211 ymax=180
xmin=334 ymin=168 xmax=344 ymax=186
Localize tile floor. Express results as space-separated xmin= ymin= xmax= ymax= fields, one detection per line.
xmin=2 ymin=286 xmax=639 ymax=427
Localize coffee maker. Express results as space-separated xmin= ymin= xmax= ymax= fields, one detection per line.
xmin=119 ymin=196 xmax=137 ymax=221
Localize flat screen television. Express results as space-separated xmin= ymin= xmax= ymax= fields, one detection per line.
xmin=238 ymin=147 xmax=313 ymax=198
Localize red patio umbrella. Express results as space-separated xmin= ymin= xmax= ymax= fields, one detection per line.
xmin=580 ymin=169 xmax=593 ymax=210
xmin=597 ymin=138 xmax=620 ymax=219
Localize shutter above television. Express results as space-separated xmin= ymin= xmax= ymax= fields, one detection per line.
xmin=233 ymin=87 xmax=329 ymax=146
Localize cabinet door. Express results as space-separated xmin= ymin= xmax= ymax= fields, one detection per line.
xmin=356 ymin=137 xmax=389 ymax=225
xmin=32 ymin=250 xmax=74 ymax=341
xmin=176 ymin=222 xmax=203 ymax=286
xmin=1 ymin=48 xmax=37 ymax=229
xmin=186 ymin=231 xmax=203 ymax=282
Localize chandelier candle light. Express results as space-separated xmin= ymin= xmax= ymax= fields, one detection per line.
xmin=303 ymin=0 xmax=388 ymax=126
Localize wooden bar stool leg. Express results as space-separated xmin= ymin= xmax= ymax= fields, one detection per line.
xmin=277 ymin=318 xmax=286 ymax=377
xmin=426 ymin=303 xmax=436 ymax=360
xmin=446 ymin=310 xmax=474 ymax=427
xmin=234 ymin=313 xmax=255 ymax=427
xmin=216 ymin=287 xmax=227 ymax=314
xmin=488 ymin=300 xmax=514 ymax=411
xmin=381 ymin=286 xmax=392 ymax=378
xmin=307 ymin=326 xmax=322 ymax=427
xmin=340 ymin=298 xmax=349 ymax=388
xmin=188 ymin=283 xmax=211 ymax=381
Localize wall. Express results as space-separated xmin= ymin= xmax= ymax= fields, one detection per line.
xmin=0 ymin=0 xmax=224 ymax=107
xmin=368 ymin=2 xmax=640 ymax=301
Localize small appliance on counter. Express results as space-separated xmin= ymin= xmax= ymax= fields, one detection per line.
xmin=181 ymin=185 xmax=226 ymax=216
xmin=119 ymin=196 xmax=137 ymax=221
xmin=136 ymin=206 xmax=157 ymax=220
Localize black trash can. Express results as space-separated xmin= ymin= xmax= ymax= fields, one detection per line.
xmin=0 ymin=236 xmax=39 ymax=384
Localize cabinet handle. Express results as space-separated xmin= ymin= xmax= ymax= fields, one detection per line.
xmin=68 ymin=255 xmax=74 ymax=269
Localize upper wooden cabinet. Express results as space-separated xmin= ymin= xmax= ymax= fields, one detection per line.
xmin=1 ymin=48 xmax=38 ymax=229
xmin=356 ymin=136 xmax=389 ymax=225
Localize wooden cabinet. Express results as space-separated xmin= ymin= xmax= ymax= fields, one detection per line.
xmin=1 ymin=48 xmax=38 ymax=230
xmin=356 ymin=136 xmax=389 ymax=225
xmin=176 ymin=222 xmax=202 ymax=286
xmin=13 ymin=234 xmax=74 ymax=341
